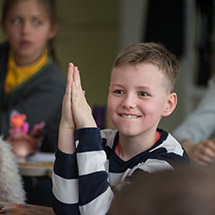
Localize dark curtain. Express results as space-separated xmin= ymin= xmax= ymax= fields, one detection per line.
xmin=144 ymin=0 xmax=214 ymax=85
xmin=144 ymin=0 xmax=185 ymax=59
xmin=196 ymin=0 xmax=215 ymax=85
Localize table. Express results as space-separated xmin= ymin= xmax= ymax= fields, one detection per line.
xmin=18 ymin=152 xmax=55 ymax=177
xmin=18 ymin=161 xmax=53 ymax=177
xmin=0 ymin=201 xmax=54 ymax=215
xmin=17 ymin=153 xmax=55 ymax=206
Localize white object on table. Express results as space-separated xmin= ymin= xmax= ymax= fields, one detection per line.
xmin=18 ymin=152 xmax=55 ymax=177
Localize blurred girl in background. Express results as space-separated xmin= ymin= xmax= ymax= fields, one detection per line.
xmin=0 ymin=0 xmax=66 ymax=206
xmin=0 ymin=0 xmax=66 ymax=157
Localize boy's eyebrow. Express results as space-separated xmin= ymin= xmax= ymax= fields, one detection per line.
xmin=110 ymin=83 xmax=152 ymax=91
xmin=136 ymin=86 xmax=151 ymax=90
xmin=110 ymin=83 xmax=123 ymax=87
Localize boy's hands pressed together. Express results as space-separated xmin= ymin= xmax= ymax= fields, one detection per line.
xmin=71 ymin=65 xmax=97 ymax=129
xmin=58 ymin=63 xmax=76 ymax=153
xmin=58 ymin=63 xmax=97 ymax=154
xmin=60 ymin=63 xmax=76 ymax=130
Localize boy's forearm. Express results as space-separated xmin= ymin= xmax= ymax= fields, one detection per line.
xmin=58 ymin=126 xmax=75 ymax=154
xmin=52 ymin=145 xmax=80 ymax=214
xmin=75 ymin=128 xmax=112 ymax=214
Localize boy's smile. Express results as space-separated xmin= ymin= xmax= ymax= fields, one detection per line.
xmin=107 ymin=63 xmax=174 ymax=139
xmin=119 ymin=114 xmax=141 ymax=119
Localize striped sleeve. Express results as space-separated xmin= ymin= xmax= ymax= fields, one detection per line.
xmin=76 ymin=128 xmax=113 ymax=215
xmin=52 ymin=148 xmax=80 ymax=215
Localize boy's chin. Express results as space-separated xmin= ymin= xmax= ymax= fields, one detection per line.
xmin=118 ymin=128 xmax=142 ymax=137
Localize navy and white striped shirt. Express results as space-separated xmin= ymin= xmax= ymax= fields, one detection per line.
xmin=52 ymin=128 xmax=189 ymax=215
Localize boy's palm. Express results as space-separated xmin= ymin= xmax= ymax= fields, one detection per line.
xmin=72 ymin=66 xmax=97 ymax=129
xmin=60 ymin=63 xmax=75 ymax=130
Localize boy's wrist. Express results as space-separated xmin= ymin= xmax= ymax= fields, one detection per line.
xmin=76 ymin=123 xmax=97 ymax=130
xmin=75 ymin=115 xmax=97 ymax=129
xmin=59 ymin=120 xmax=75 ymax=130
xmin=58 ymin=127 xmax=75 ymax=154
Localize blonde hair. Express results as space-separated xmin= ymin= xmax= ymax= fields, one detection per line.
xmin=113 ymin=42 xmax=179 ymax=92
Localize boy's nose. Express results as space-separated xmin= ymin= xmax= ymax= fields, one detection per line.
xmin=122 ymin=94 xmax=137 ymax=109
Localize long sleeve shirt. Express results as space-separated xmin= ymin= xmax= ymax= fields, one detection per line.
xmin=52 ymin=128 xmax=189 ymax=215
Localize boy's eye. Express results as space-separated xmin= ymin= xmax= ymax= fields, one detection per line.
xmin=138 ymin=91 xmax=148 ymax=97
xmin=113 ymin=90 xmax=124 ymax=95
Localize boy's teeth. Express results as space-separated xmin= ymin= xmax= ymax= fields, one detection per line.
xmin=121 ymin=115 xmax=137 ymax=118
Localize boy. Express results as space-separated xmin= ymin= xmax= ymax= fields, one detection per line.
xmin=52 ymin=42 xmax=189 ymax=215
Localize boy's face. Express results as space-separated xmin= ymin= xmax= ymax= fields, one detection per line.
xmin=107 ymin=63 xmax=176 ymax=138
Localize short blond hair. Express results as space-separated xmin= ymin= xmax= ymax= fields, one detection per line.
xmin=113 ymin=42 xmax=179 ymax=93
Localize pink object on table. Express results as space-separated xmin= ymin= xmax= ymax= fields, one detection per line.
xmin=31 ymin=121 xmax=46 ymax=137
xmin=9 ymin=111 xmax=29 ymax=135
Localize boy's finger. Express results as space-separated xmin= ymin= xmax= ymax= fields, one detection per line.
xmin=65 ymin=63 xmax=74 ymax=95
xmin=74 ymin=66 xmax=82 ymax=90
xmin=67 ymin=63 xmax=74 ymax=82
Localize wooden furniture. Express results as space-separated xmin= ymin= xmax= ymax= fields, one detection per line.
xmin=18 ymin=161 xmax=53 ymax=177
xmin=18 ymin=152 xmax=54 ymax=177
xmin=0 ymin=201 xmax=54 ymax=215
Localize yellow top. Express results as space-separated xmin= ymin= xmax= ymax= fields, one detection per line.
xmin=4 ymin=49 xmax=48 ymax=94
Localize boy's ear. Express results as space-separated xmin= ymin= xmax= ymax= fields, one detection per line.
xmin=48 ymin=23 xmax=59 ymax=39
xmin=162 ymin=92 xmax=177 ymax=117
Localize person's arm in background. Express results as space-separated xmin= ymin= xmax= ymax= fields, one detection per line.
xmin=180 ymin=139 xmax=215 ymax=165
xmin=173 ymin=76 xmax=215 ymax=165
